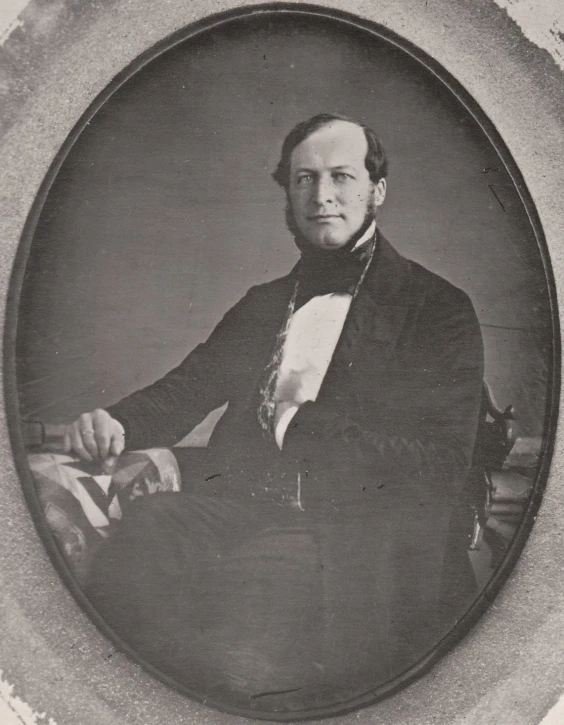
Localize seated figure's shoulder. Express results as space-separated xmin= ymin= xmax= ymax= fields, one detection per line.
xmin=218 ymin=270 xmax=298 ymax=331
xmin=249 ymin=269 xmax=297 ymax=294
xmin=234 ymin=270 xmax=297 ymax=309
xmin=402 ymin=260 xmax=484 ymax=367
xmin=408 ymin=259 xmax=476 ymax=316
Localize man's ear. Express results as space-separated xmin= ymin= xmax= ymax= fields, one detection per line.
xmin=372 ymin=178 xmax=387 ymax=207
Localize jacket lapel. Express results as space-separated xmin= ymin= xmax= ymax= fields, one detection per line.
xmin=316 ymin=233 xmax=413 ymax=404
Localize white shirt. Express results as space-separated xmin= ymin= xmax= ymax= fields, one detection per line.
xmin=274 ymin=222 xmax=376 ymax=449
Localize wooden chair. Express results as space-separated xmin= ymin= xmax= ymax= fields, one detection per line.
xmin=466 ymin=382 xmax=516 ymax=551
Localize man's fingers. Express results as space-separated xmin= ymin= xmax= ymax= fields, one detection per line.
xmin=69 ymin=426 xmax=93 ymax=462
xmin=82 ymin=430 xmax=100 ymax=459
xmin=109 ymin=428 xmax=125 ymax=457
xmin=77 ymin=413 xmax=100 ymax=459
xmin=92 ymin=410 xmax=111 ymax=459
xmin=93 ymin=409 xmax=125 ymax=459
xmin=66 ymin=410 xmax=124 ymax=461
xmin=75 ymin=413 xmax=98 ymax=458
xmin=94 ymin=430 xmax=111 ymax=459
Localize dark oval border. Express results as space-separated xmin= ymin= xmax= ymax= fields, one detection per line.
xmin=3 ymin=3 xmax=560 ymax=721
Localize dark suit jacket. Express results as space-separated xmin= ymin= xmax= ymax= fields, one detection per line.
xmin=108 ymin=233 xmax=484 ymax=666
xmin=109 ymin=233 xmax=483 ymax=487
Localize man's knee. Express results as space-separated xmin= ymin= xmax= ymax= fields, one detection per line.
xmin=117 ymin=492 xmax=187 ymax=538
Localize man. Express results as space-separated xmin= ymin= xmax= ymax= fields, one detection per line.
xmin=71 ymin=114 xmax=484 ymax=713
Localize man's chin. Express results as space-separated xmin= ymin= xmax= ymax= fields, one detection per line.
xmin=312 ymin=240 xmax=349 ymax=251
xmin=302 ymin=231 xmax=351 ymax=251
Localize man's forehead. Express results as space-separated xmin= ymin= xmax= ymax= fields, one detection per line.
xmin=290 ymin=121 xmax=368 ymax=168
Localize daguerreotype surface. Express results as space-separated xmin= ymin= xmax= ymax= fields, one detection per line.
xmin=8 ymin=6 xmax=558 ymax=721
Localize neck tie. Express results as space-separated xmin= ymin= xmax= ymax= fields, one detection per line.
xmin=296 ymin=238 xmax=374 ymax=308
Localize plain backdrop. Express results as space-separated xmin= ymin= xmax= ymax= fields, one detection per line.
xmin=15 ymin=12 xmax=553 ymax=443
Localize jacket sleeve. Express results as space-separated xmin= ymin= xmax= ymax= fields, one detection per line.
xmin=106 ymin=286 xmax=262 ymax=450
xmin=282 ymin=286 xmax=484 ymax=495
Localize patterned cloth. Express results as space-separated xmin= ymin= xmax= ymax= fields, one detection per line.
xmin=28 ymin=448 xmax=181 ymax=582
xmin=257 ymin=282 xmax=299 ymax=436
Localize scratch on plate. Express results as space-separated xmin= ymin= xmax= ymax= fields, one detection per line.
xmin=249 ymin=687 xmax=303 ymax=700
xmin=488 ymin=184 xmax=506 ymax=212
xmin=294 ymin=471 xmax=304 ymax=511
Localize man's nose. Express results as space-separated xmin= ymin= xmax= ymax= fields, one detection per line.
xmin=311 ymin=175 xmax=336 ymax=206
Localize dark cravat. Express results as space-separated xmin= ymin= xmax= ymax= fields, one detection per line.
xmin=296 ymin=234 xmax=376 ymax=309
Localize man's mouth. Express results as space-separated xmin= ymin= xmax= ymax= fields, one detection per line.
xmin=309 ymin=214 xmax=342 ymax=222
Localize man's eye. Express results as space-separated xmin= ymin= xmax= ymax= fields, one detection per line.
xmin=296 ymin=175 xmax=313 ymax=185
xmin=334 ymin=172 xmax=353 ymax=181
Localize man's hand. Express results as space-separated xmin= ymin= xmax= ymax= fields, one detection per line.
xmin=64 ymin=409 xmax=125 ymax=461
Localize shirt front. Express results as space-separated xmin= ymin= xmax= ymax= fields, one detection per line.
xmin=273 ymin=222 xmax=376 ymax=449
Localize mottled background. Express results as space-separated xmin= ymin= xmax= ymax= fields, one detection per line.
xmin=14 ymin=12 xmax=552 ymax=445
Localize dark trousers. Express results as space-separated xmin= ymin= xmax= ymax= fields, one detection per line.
xmin=85 ymin=448 xmax=476 ymax=714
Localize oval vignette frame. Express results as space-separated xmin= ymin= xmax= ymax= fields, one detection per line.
xmin=1 ymin=2 xmax=561 ymax=724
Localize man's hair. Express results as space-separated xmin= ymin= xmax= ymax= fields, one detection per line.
xmin=272 ymin=113 xmax=388 ymax=190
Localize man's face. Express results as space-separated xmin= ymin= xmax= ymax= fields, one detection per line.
xmin=288 ymin=120 xmax=386 ymax=251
